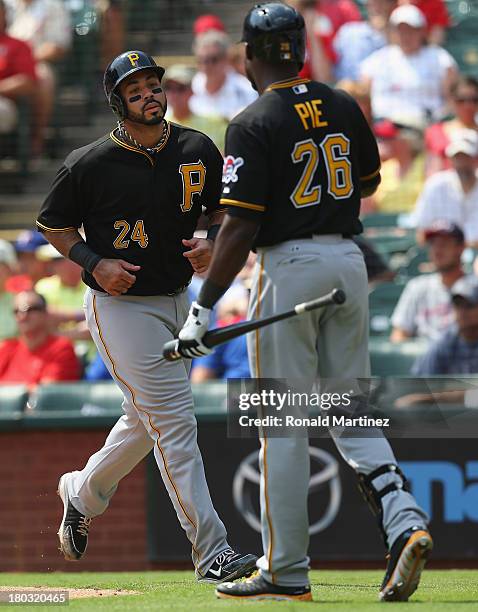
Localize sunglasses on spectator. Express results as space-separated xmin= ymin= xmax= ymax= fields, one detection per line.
xmin=164 ymin=83 xmax=190 ymax=93
xmin=197 ymin=54 xmax=225 ymax=65
xmin=455 ymin=97 xmax=478 ymax=104
xmin=14 ymin=304 xmax=45 ymax=315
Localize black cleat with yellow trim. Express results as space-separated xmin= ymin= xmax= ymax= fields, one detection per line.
xmin=215 ymin=574 xmax=312 ymax=601
xmin=57 ymin=473 xmax=92 ymax=561
xmin=380 ymin=526 xmax=433 ymax=602
xmin=199 ymin=549 xmax=258 ymax=584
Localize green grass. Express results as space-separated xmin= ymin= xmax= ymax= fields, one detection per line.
xmin=1 ymin=570 xmax=478 ymax=610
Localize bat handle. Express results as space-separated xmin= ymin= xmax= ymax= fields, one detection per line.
xmin=162 ymin=336 xmax=214 ymax=361
xmin=163 ymin=339 xmax=182 ymax=361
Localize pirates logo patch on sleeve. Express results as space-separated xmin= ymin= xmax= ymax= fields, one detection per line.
xmin=222 ymin=155 xmax=244 ymax=184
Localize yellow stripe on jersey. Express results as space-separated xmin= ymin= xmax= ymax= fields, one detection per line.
xmin=220 ymin=198 xmax=266 ymax=212
xmin=36 ymin=221 xmax=78 ymax=232
xmin=360 ymin=166 xmax=381 ymax=181
xmin=266 ymin=77 xmax=311 ymax=91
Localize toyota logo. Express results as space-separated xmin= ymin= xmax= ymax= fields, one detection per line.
xmin=232 ymin=446 xmax=342 ymax=535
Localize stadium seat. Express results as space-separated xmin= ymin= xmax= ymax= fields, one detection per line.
xmin=31 ymin=381 xmax=228 ymax=417
xmin=33 ymin=382 xmax=123 ymax=413
xmin=369 ymin=338 xmax=428 ymax=377
xmin=362 ymin=213 xmax=399 ymax=229
xmin=0 ymin=385 xmax=28 ymax=413
xmin=192 ymin=382 xmax=227 ymax=419
xmin=0 ymin=99 xmax=31 ymax=192
xmin=366 ymin=232 xmax=416 ymax=259
xmin=56 ymin=1 xmax=100 ymax=124
xmin=369 ymin=281 xmax=406 ymax=334
xmin=445 ymin=16 xmax=478 ymax=78
xmin=399 ymin=245 xmax=429 ymax=278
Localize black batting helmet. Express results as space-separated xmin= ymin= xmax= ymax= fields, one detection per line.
xmin=103 ymin=50 xmax=165 ymax=119
xmin=241 ymin=3 xmax=306 ymax=68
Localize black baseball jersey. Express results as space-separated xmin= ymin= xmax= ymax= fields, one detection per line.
xmin=221 ymin=77 xmax=381 ymax=247
xmin=37 ymin=122 xmax=224 ymax=296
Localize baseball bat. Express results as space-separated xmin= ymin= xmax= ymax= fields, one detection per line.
xmin=162 ymin=288 xmax=346 ymax=361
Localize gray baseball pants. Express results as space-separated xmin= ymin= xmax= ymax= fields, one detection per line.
xmin=247 ymin=236 xmax=428 ymax=587
xmin=66 ymin=288 xmax=229 ymax=577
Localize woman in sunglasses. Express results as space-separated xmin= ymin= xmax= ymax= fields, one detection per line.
xmin=425 ymin=75 xmax=478 ymax=175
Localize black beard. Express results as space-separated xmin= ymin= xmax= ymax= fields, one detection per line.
xmin=127 ymin=100 xmax=168 ymax=125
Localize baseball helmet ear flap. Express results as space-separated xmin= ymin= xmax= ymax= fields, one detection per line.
xmin=109 ymin=90 xmax=126 ymax=120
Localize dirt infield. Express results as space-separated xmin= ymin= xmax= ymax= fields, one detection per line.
xmin=0 ymin=586 xmax=139 ymax=599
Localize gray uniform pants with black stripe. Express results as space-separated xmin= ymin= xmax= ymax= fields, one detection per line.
xmin=247 ymin=236 xmax=428 ymax=587
xmin=66 ymin=288 xmax=229 ymax=577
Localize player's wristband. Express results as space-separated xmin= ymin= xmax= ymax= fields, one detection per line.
xmin=68 ymin=241 xmax=102 ymax=274
xmin=206 ymin=224 xmax=221 ymax=241
xmin=198 ymin=278 xmax=228 ymax=309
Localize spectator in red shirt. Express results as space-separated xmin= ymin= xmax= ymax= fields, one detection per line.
xmin=0 ymin=290 xmax=81 ymax=387
xmin=289 ymin=0 xmax=335 ymax=82
xmin=320 ymin=0 xmax=362 ymax=32
xmin=0 ymin=0 xmax=36 ymax=134
xmin=398 ymin=0 xmax=450 ymax=43
xmin=292 ymin=0 xmax=362 ymax=81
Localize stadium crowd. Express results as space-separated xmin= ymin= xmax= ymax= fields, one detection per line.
xmin=2 ymin=0 xmax=478 ymax=385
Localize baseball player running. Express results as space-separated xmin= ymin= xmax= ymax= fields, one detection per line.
xmin=36 ymin=50 xmax=257 ymax=583
xmin=178 ymin=3 xmax=432 ymax=602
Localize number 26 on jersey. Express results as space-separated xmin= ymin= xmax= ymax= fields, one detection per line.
xmin=291 ymin=133 xmax=353 ymax=208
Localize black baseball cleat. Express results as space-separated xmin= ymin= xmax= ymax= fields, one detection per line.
xmin=380 ymin=526 xmax=433 ymax=602
xmin=57 ymin=473 xmax=92 ymax=561
xmin=216 ymin=574 xmax=312 ymax=601
xmin=199 ymin=549 xmax=258 ymax=584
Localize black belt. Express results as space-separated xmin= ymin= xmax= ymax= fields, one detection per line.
xmin=164 ymin=282 xmax=190 ymax=297
xmin=296 ymin=233 xmax=353 ymax=239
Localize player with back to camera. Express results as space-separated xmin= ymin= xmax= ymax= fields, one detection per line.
xmin=35 ymin=50 xmax=257 ymax=583
xmin=177 ymin=2 xmax=433 ymax=602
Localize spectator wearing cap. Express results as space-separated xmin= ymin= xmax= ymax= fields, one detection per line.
xmin=413 ymin=130 xmax=478 ymax=245
xmin=412 ymin=275 xmax=478 ymax=375
xmin=365 ymin=116 xmax=425 ymax=213
xmin=0 ymin=289 xmax=80 ymax=387
xmin=164 ymin=64 xmax=227 ymax=152
xmin=398 ymin=0 xmax=450 ymax=45
xmin=193 ymin=15 xmax=247 ymax=79
xmin=334 ymin=0 xmax=397 ymax=81
xmin=5 ymin=0 xmax=72 ymax=155
xmin=425 ymin=76 xmax=478 ymax=176
xmin=359 ymin=4 xmax=457 ymax=126
xmin=0 ymin=0 xmax=36 ymax=134
xmin=193 ymin=14 xmax=225 ymax=36
xmin=391 ymin=220 xmax=465 ymax=342
xmin=34 ymin=243 xmax=89 ymax=340
xmin=0 ymin=239 xmax=18 ymax=340
xmin=5 ymin=229 xmax=49 ymax=293
xmin=191 ymin=30 xmax=257 ymax=121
